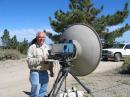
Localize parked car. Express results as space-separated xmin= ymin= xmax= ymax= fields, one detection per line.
xmin=102 ymin=43 xmax=130 ymax=62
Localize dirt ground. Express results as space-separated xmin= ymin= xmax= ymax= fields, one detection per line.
xmin=0 ymin=59 xmax=130 ymax=97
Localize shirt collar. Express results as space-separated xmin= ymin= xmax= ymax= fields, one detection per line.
xmin=36 ymin=43 xmax=45 ymax=48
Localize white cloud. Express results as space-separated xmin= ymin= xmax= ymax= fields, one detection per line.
xmin=0 ymin=28 xmax=55 ymax=44
xmin=107 ymin=24 xmax=130 ymax=43
xmin=107 ymin=24 xmax=123 ymax=32
xmin=116 ymin=30 xmax=130 ymax=43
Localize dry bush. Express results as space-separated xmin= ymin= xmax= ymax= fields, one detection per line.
xmin=120 ymin=56 xmax=130 ymax=74
xmin=0 ymin=49 xmax=5 ymax=60
xmin=0 ymin=49 xmax=21 ymax=60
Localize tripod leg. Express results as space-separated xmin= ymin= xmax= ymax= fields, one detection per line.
xmin=48 ymin=69 xmax=63 ymax=97
xmin=70 ymin=72 xmax=91 ymax=94
xmin=53 ymin=72 xmax=68 ymax=97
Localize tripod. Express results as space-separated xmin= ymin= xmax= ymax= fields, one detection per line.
xmin=47 ymin=60 xmax=92 ymax=97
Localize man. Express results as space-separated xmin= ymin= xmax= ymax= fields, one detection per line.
xmin=26 ymin=32 xmax=50 ymax=97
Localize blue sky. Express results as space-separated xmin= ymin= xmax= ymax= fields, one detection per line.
xmin=0 ymin=0 xmax=130 ymax=44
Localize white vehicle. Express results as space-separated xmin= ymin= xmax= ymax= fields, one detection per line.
xmin=102 ymin=43 xmax=130 ymax=62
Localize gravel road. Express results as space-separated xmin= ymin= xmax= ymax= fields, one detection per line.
xmin=0 ymin=59 xmax=130 ymax=97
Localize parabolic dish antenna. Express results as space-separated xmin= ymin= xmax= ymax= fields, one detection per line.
xmin=62 ymin=24 xmax=101 ymax=76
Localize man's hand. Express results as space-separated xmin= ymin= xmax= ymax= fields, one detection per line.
xmin=42 ymin=56 xmax=47 ymax=61
xmin=42 ymin=56 xmax=48 ymax=64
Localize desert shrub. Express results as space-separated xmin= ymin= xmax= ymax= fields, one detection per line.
xmin=120 ymin=56 xmax=130 ymax=74
xmin=0 ymin=49 xmax=21 ymax=60
xmin=124 ymin=56 xmax=130 ymax=65
xmin=0 ymin=49 xmax=5 ymax=60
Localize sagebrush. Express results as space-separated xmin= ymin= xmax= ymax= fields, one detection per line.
xmin=120 ymin=56 xmax=130 ymax=74
xmin=0 ymin=49 xmax=21 ymax=60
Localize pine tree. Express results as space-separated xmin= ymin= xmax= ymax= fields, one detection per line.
xmin=48 ymin=0 xmax=130 ymax=47
xmin=1 ymin=29 xmax=10 ymax=48
xmin=18 ymin=38 xmax=29 ymax=54
xmin=8 ymin=35 xmax=18 ymax=49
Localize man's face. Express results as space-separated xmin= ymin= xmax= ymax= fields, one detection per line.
xmin=36 ymin=32 xmax=46 ymax=45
